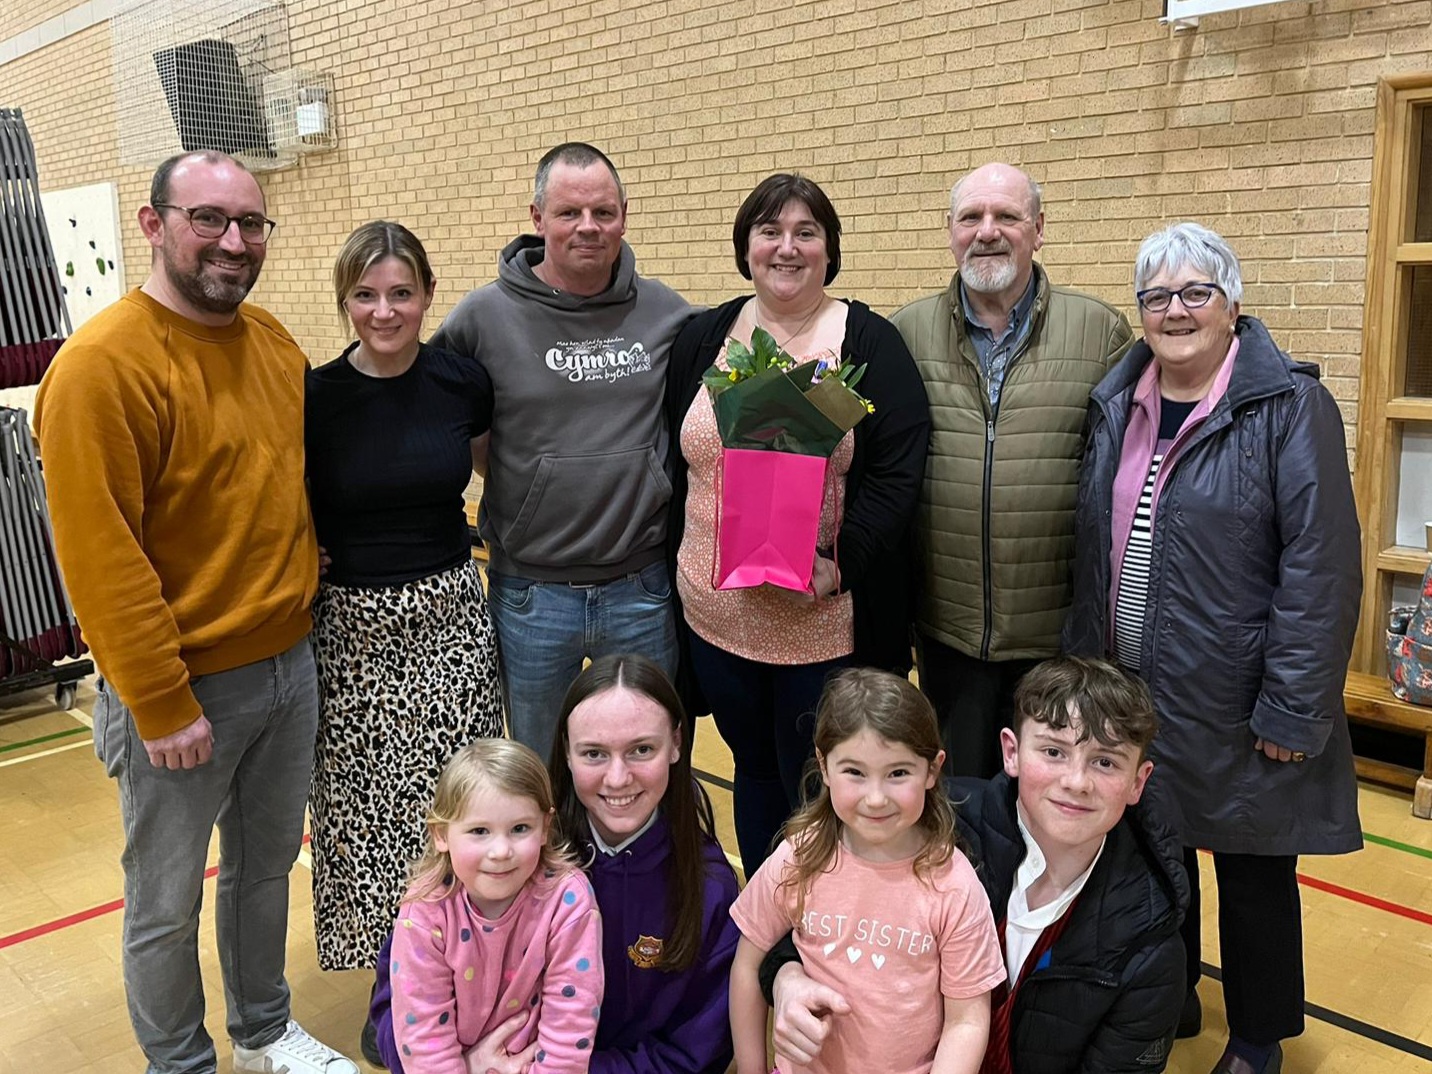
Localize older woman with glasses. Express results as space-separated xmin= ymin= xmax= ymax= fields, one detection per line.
xmin=1063 ymin=222 xmax=1361 ymax=1074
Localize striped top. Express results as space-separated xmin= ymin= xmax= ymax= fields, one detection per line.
xmin=1114 ymin=397 xmax=1197 ymax=673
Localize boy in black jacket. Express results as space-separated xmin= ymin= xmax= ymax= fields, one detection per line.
xmin=762 ymin=657 xmax=1188 ymax=1073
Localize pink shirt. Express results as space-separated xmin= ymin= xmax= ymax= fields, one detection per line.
xmin=391 ymin=869 xmax=603 ymax=1074
xmin=676 ymin=348 xmax=855 ymax=665
xmin=732 ymin=838 xmax=1005 ymax=1074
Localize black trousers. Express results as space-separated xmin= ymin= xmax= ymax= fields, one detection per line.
xmin=686 ymin=630 xmax=849 ymax=878
xmin=914 ymin=631 xmax=1039 ymax=779
xmin=1181 ymin=847 xmax=1305 ymax=1045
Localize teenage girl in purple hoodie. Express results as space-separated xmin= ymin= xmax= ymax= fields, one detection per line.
xmin=370 ymin=655 xmax=740 ymax=1074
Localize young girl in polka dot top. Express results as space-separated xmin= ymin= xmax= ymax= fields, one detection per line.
xmin=386 ymin=739 xmax=604 ymax=1074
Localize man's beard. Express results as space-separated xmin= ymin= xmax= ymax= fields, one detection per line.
xmin=960 ymin=243 xmax=1018 ymax=294
xmin=163 ymin=242 xmax=260 ymax=314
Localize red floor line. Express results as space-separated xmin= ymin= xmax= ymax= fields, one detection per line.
xmin=0 ymin=866 xmax=217 ymax=950
xmin=1295 ymin=872 xmax=1432 ymax=926
xmin=1193 ymin=848 xmax=1432 ymax=927
xmin=4 ymin=840 xmax=1425 ymax=950
xmin=0 ymin=835 xmax=311 ymax=950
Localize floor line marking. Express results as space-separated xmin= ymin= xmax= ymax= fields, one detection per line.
xmin=0 ymin=865 xmax=221 ymax=950
xmin=0 ymin=725 xmax=87 ymax=754
xmin=0 ymin=836 xmax=311 ymax=949
xmin=0 ymin=739 xmax=88 ymax=767
xmin=1201 ymin=962 xmax=1432 ymax=1061
xmin=1193 ymin=848 xmax=1432 ymax=927
xmin=1295 ymin=872 xmax=1432 ymax=926
xmin=1362 ymin=831 xmax=1432 ymax=862
xmin=692 ymin=765 xmax=733 ymax=792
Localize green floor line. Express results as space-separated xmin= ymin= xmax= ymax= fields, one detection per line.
xmin=1363 ymin=831 xmax=1432 ymax=862
xmin=0 ymin=725 xmax=88 ymax=755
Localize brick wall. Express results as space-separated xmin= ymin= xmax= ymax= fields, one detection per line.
xmin=0 ymin=0 xmax=86 ymax=43
xmin=5 ymin=0 xmax=1431 ymax=464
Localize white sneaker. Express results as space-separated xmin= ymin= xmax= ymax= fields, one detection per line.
xmin=233 ymin=1020 xmax=360 ymax=1074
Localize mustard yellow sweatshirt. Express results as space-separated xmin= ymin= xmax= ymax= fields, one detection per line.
xmin=35 ymin=289 xmax=318 ymax=740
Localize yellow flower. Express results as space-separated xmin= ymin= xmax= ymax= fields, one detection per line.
xmin=728 ymin=371 xmax=739 ymax=382
xmin=865 ymin=402 xmax=876 ymax=413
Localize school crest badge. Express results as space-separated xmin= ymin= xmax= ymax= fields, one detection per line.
xmin=627 ymin=934 xmax=664 ymax=968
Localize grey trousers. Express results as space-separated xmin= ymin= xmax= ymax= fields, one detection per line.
xmin=94 ymin=638 xmax=319 ymax=1074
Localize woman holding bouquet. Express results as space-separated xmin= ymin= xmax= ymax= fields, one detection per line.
xmin=665 ymin=173 xmax=931 ymax=876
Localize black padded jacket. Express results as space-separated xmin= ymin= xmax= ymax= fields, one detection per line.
xmin=954 ymin=774 xmax=1187 ymax=1073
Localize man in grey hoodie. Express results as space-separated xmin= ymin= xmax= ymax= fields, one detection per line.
xmin=430 ymin=143 xmax=692 ymax=757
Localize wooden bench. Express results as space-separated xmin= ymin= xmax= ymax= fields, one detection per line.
xmin=1345 ymin=671 xmax=1432 ymax=819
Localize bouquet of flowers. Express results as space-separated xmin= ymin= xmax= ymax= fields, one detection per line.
xmin=703 ymin=327 xmax=873 ymax=592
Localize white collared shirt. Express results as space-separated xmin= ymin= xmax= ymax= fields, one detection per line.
xmin=1002 ymin=807 xmax=1106 ymax=985
xmin=588 ymin=808 xmax=659 ymax=856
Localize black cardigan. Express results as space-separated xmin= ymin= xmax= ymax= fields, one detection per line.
xmin=664 ymin=296 xmax=931 ymax=711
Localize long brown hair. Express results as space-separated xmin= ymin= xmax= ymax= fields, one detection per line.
xmin=404 ymin=739 xmax=578 ymax=904
xmin=779 ymin=668 xmax=959 ymax=923
xmin=549 ymin=655 xmax=720 ymax=971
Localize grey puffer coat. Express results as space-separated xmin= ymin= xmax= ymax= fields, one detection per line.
xmin=1063 ymin=316 xmax=1362 ymax=856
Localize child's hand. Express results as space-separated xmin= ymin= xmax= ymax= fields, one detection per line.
xmin=463 ymin=1009 xmax=537 ymax=1074
xmin=771 ymin=962 xmax=850 ymax=1066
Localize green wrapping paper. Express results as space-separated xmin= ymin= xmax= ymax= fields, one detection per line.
xmin=705 ymin=333 xmax=871 ymax=456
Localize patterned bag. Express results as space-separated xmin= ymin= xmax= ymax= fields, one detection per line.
xmin=1387 ymin=561 xmax=1432 ymax=706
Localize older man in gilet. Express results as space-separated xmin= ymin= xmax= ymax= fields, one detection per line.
xmin=892 ymin=162 xmax=1133 ymax=778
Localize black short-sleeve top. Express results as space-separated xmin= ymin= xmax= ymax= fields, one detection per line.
xmin=305 ymin=341 xmax=494 ymax=588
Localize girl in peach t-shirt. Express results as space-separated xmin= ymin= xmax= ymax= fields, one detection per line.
xmin=730 ymin=670 xmax=1005 ymax=1074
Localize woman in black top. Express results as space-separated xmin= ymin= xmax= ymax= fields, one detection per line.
xmin=665 ymin=175 xmax=930 ymax=877
xmin=304 ymin=222 xmax=503 ymax=1030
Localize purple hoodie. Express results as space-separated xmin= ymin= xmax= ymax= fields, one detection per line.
xmin=584 ymin=814 xmax=739 ymax=1074
xmin=372 ymin=814 xmax=739 ymax=1074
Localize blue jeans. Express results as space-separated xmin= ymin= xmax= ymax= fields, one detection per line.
xmin=486 ymin=562 xmax=677 ymax=761
xmin=93 ymin=639 xmax=319 ymax=1074
xmin=686 ymin=630 xmax=849 ymax=877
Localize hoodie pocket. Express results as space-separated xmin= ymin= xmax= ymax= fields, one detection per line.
xmin=501 ymin=446 xmax=673 ymax=569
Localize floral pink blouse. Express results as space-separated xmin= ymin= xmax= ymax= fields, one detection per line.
xmin=676 ymin=346 xmax=855 ymax=665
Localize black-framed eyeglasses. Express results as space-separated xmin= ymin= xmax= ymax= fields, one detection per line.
xmin=153 ymin=203 xmax=276 ymax=244
xmin=1135 ymin=282 xmax=1224 ymax=313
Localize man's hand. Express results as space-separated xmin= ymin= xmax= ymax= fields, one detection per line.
xmin=771 ymin=961 xmax=850 ymax=1066
xmin=463 ymin=1009 xmax=537 ymax=1074
xmin=143 ymin=714 xmax=214 ymax=770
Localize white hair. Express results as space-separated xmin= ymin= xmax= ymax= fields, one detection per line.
xmin=1134 ymin=222 xmax=1244 ymax=304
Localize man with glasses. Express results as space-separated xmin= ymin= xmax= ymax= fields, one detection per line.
xmin=890 ymin=162 xmax=1134 ymax=780
xmin=35 ymin=151 xmax=357 ymax=1074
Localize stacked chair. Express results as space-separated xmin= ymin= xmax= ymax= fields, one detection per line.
xmin=0 ymin=108 xmax=91 ymax=711
xmin=0 ymin=407 xmax=91 ymax=710
xmin=1 ymin=107 xmax=71 ymax=389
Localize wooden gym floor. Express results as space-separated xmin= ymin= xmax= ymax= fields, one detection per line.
xmin=1 ymin=675 xmax=1429 ymax=1073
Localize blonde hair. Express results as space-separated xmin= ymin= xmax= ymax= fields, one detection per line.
xmin=332 ymin=220 xmax=435 ymax=327
xmin=404 ymin=739 xmax=578 ymax=904
xmin=779 ymin=669 xmax=959 ymax=923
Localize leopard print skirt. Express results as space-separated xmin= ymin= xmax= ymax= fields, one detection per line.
xmin=308 ymin=559 xmax=503 ymax=970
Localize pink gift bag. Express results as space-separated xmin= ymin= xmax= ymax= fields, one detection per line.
xmin=712 ymin=447 xmax=827 ymax=591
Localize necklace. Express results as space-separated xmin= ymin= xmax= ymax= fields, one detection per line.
xmin=752 ymin=296 xmax=825 ymax=351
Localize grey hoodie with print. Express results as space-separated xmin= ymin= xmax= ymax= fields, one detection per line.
xmin=429 ymin=235 xmax=691 ymax=582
